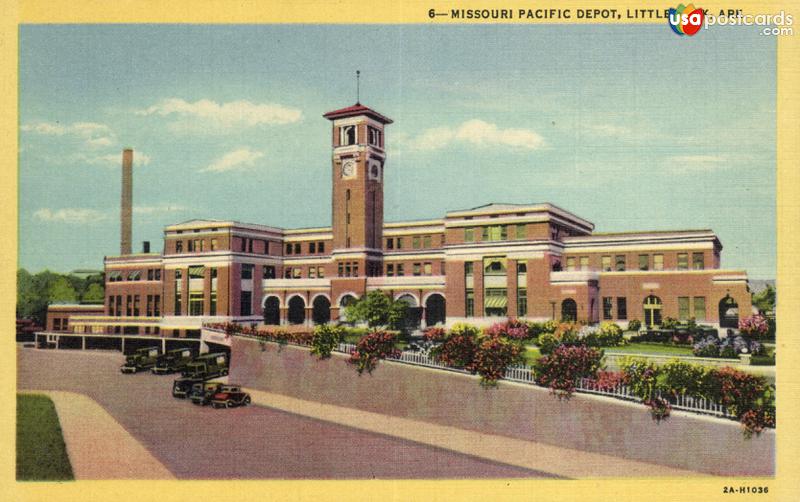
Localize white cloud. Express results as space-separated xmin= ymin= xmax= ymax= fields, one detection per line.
xmin=403 ymin=119 xmax=545 ymax=151
xmin=201 ymin=148 xmax=264 ymax=173
xmin=134 ymin=203 xmax=188 ymax=215
xmin=136 ymin=98 xmax=302 ymax=132
xmin=21 ymin=121 xmax=116 ymax=148
xmin=666 ymin=155 xmax=728 ymax=171
xmin=33 ymin=208 xmax=109 ymax=224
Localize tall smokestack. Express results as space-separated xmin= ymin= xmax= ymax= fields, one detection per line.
xmin=120 ymin=148 xmax=133 ymax=255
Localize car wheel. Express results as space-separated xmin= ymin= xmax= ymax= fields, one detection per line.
xmin=226 ymin=400 xmax=234 ymax=408
xmin=244 ymin=396 xmax=251 ymax=405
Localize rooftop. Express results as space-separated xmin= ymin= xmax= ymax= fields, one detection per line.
xmin=322 ymin=103 xmax=393 ymax=124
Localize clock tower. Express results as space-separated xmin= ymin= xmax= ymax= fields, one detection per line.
xmin=324 ymin=103 xmax=392 ymax=278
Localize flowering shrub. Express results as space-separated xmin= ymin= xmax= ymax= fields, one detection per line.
xmin=706 ymin=366 xmax=769 ymax=417
xmin=692 ymin=334 xmax=763 ymax=358
xmin=347 ymin=330 xmax=400 ymax=375
xmin=310 ymin=324 xmax=344 ymax=360
xmin=645 ymin=396 xmax=671 ymax=422
xmin=536 ymin=333 xmax=560 ymax=355
xmin=422 ymin=326 xmax=447 ymax=342
xmin=212 ymin=322 xmax=314 ymax=346
xmin=660 ymin=317 xmax=679 ymax=330
xmin=485 ymin=319 xmax=531 ymax=341
xmin=740 ymin=406 xmax=776 ymax=439
xmin=619 ymin=357 xmax=661 ymax=400
xmin=627 ymin=319 xmax=642 ymax=331
xmin=540 ymin=319 xmax=559 ymax=334
xmin=429 ymin=325 xmax=479 ymax=370
xmin=554 ymin=322 xmax=580 ymax=345
xmin=738 ymin=314 xmax=769 ymax=338
xmin=534 ymin=345 xmax=603 ymax=397
xmin=577 ymin=322 xmax=625 ymax=348
xmin=661 ymin=360 xmax=709 ymax=398
xmin=472 ymin=334 xmax=525 ymax=387
xmin=584 ymin=370 xmax=625 ymax=391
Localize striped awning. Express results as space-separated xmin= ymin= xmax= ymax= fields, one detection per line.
xmin=107 ymin=271 xmax=122 ymax=279
xmin=485 ymin=296 xmax=508 ymax=309
xmin=188 ymin=266 xmax=205 ymax=278
xmin=127 ymin=270 xmax=140 ymax=280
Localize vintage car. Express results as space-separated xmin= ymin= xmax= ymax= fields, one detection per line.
xmin=152 ymin=348 xmax=195 ymax=375
xmin=120 ymin=346 xmax=161 ymax=374
xmin=172 ymin=376 xmax=206 ymax=399
xmin=210 ymin=385 xmax=251 ymax=409
xmin=189 ymin=381 xmax=224 ymax=406
xmin=181 ymin=352 xmax=229 ymax=379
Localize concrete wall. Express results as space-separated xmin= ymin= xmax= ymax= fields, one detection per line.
xmin=230 ymin=336 xmax=774 ymax=477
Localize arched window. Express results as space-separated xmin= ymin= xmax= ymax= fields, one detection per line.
xmin=643 ymin=295 xmax=662 ymax=328
xmin=718 ymin=295 xmax=739 ymax=329
xmin=287 ymin=296 xmax=306 ymax=325
xmin=312 ymin=296 xmax=331 ymax=325
xmin=263 ymin=296 xmax=280 ymax=325
xmin=425 ymin=294 xmax=446 ymax=326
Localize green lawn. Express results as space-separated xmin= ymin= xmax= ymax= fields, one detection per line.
xmin=16 ymin=394 xmax=74 ymax=481
xmin=524 ymin=346 xmax=542 ymax=364
xmin=604 ymin=342 xmax=694 ymax=356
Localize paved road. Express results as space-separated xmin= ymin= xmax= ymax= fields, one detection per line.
xmin=18 ymin=348 xmax=555 ymax=479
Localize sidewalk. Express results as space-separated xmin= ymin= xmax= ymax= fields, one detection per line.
xmin=245 ymin=388 xmax=706 ymax=479
xmin=22 ymin=391 xmax=175 ymax=480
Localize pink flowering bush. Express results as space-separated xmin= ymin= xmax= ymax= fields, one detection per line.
xmin=429 ymin=323 xmax=479 ymax=370
xmin=422 ymin=326 xmax=447 ymax=342
xmin=484 ymin=319 xmax=532 ymax=341
xmin=584 ymin=370 xmax=625 ymax=391
xmin=534 ymin=345 xmax=603 ymax=398
xmin=471 ymin=333 xmax=525 ymax=387
xmin=738 ymin=314 xmax=769 ymax=338
xmin=347 ymin=330 xmax=400 ymax=375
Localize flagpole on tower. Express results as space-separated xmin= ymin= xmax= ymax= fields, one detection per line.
xmin=356 ymin=70 xmax=360 ymax=104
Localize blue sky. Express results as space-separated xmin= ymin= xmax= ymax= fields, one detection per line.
xmin=18 ymin=24 xmax=776 ymax=278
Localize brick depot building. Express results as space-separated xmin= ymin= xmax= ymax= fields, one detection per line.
xmin=61 ymin=103 xmax=751 ymax=337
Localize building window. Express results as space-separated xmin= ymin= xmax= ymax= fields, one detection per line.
xmin=189 ymin=292 xmax=203 ymax=316
xmin=147 ymin=269 xmax=154 ymax=281
xmin=515 ymin=223 xmax=526 ymax=240
xmin=133 ymin=295 xmax=140 ymax=316
xmin=423 ymin=262 xmax=432 ymax=275
xmin=692 ymin=252 xmax=705 ymax=270
xmin=338 ymin=263 xmax=344 ymax=277
xmin=465 ymin=262 xmax=474 ymax=276
xmin=210 ymin=238 xmax=218 ymax=251
xmin=188 ymin=240 xmax=195 ymax=252
xmin=483 ymin=257 xmax=507 ymax=275
xmin=209 ymin=292 xmax=216 ymax=316
xmin=210 ymin=268 xmax=217 ymax=280
xmin=413 ymin=263 xmax=422 ymax=276
xmin=176 ymin=240 xmax=183 ymax=253
xmin=153 ymin=295 xmax=160 ymax=317
xmin=677 ymin=253 xmax=689 ymax=270
xmin=464 ymin=227 xmax=475 ymax=243
xmin=241 ymin=264 xmax=254 ymax=280
xmin=617 ymin=297 xmax=627 ymax=320
xmin=263 ymin=265 xmax=276 ymax=279
xmin=579 ymin=256 xmax=589 ymax=271
xmin=601 ymin=256 xmax=612 ymax=272
xmin=566 ymin=257 xmax=576 ymax=272
xmin=294 ymin=243 xmax=301 ymax=254
xmin=693 ymin=297 xmax=706 ymax=321
xmin=602 ymin=297 xmax=613 ymax=320
xmin=653 ymin=254 xmax=664 ymax=271
xmin=368 ymin=126 xmax=382 ymax=146
xmin=189 ymin=266 xmax=204 ymax=279
xmin=441 ymin=260 xmax=446 ymax=275
xmin=396 ymin=264 xmax=404 ymax=276
xmin=309 ymin=267 xmax=317 ymax=279
xmin=386 ymin=264 xmax=394 ymax=276
xmin=146 ymin=295 xmax=153 ymax=317
xmin=615 ymin=255 xmax=626 ymax=272
xmin=412 ymin=236 xmax=421 ymax=249
xmin=678 ymin=296 xmax=690 ymax=320
xmin=386 ymin=238 xmax=394 ymax=249
xmin=638 ymin=254 xmax=649 ymax=271
xmin=309 ymin=242 xmax=316 ymax=254
xmin=517 ymin=262 xmax=527 ymax=274
xmin=423 ymin=235 xmax=432 ymax=248
xmin=485 ymin=288 xmax=508 ymax=317
xmin=292 ymin=268 xmax=302 ymax=279
xmin=155 ymin=269 xmax=161 ymax=280
xmin=466 ymin=289 xmax=475 ymax=317
xmin=240 ymin=291 xmax=252 ymax=316
xmin=286 ymin=243 xmax=293 ymax=255
xmin=318 ymin=242 xmax=325 ymax=253
xmin=517 ymin=289 xmax=527 ymax=317
xmin=482 ymin=225 xmax=507 ymax=242
xmin=340 ymin=125 xmax=356 ymax=145
xmin=317 ymin=267 xmax=325 ymax=279
xmin=284 ymin=268 xmax=292 ymax=279
xmin=396 ymin=237 xmax=403 ymax=249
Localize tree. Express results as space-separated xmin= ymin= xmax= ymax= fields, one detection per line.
xmin=343 ymin=291 xmax=407 ymax=329
xmin=48 ymin=277 xmax=77 ymax=303
xmin=752 ymin=284 xmax=775 ymax=314
xmin=82 ymin=283 xmax=105 ymax=303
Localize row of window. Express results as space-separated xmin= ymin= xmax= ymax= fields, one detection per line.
xmin=175 ymin=268 xmax=219 ymax=280
xmin=176 ymin=238 xmax=220 ymax=253
xmin=601 ymin=296 xmax=706 ymax=321
xmin=338 ymin=125 xmax=383 ymax=148
xmin=52 ymin=317 xmax=68 ymax=330
xmin=464 ymin=259 xmax=527 ymax=277
xmin=464 ymin=224 xmax=527 ymax=243
xmin=107 ymin=294 xmax=162 ymax=317
xmin=286 ymin=241 xmax=326 ymax=255
xmin=564 ymin=252 xmax=706 ymax=272
xmin=108 ymin=268 xmax=162 ymax=282
xmin=386 ymin=234 xmax=441 ymax=250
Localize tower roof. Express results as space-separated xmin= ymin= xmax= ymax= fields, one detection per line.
xmin=323 ymin=103 xmax=393 ymax=124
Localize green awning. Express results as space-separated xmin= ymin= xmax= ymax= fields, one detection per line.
xmin=107 ymin=271 xmax=121 ymax=279
xmin=485 ymin=296 xmax=508 ymax=309
xmin=127 ymin=270 xmax=140 ymax=280
xmin=188 ymin=266 xmax=205 ymax=278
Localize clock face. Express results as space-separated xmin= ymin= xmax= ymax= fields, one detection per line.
xmin=342 ymin=161 xmax=355 ymax=178
xmin=370 ymin=164 xmax=380 ymax=179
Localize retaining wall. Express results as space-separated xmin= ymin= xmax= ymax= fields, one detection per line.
xmin=230 ymin=337 xmax=774 ymax=476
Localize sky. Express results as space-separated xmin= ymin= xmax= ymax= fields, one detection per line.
xmin=18 ymin=24 xmax=776 ymax=278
